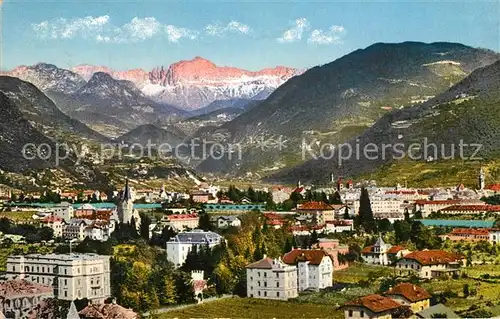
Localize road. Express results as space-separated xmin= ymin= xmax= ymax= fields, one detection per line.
xmin=144 ymin=294 xmax=233 ymax=316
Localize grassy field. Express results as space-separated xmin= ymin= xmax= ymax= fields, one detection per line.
xmin=0 ymin=211 xmax=38 ymax=222
xmin=356 ymin=158 xmax=500 ymax=188
xmin=159 ymin=297 xmax=341 ymax=319
xmin=333 ymin=263 xmax=393 ymax=284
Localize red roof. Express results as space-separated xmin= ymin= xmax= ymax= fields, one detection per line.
xmin=282 ymin=249 xmax=329 ymax=265
xmin=289 ymin=225 xmax=325 ymax=232
xmin=293 ymin=187 xmax=305 ymax=193
xmin=246 ymin=257 xmax=275 ymax=269
xmin=387 ymin=245 xmax=405 ymax=254
xmin=297 ymin=201 xmax=334 ymax=211
xmin=0 ymin=280 xmax=52 ymax=297
xmin=440 ymin=205 xmax=500 ymax=212
xmin=41 ymin=215 xmax=64 ymax=223
xmin=344 ymin=294 xmax=404 ymax=313
xmin=326 ymin=220 xmax=352 ymax=226
xmin=449 ymin=228 xmax=490 ymax=236
xmin=415 ymin=200 xmax=464 ymax=205
xmin=486 ymin=184 xmax=500 ymax=192
xmin=384 ymin=283 xmax=431 ymax=302
xmin=167 ymin=213 xmax=198 ymax=220
xmin=264 ymin=212 xmax=286 ymax=220
xmin=402 ymin=250 xmax=464 ymax=265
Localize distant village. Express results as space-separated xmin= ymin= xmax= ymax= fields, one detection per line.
xmin=0 ymin=168 xmax=499 ymax=318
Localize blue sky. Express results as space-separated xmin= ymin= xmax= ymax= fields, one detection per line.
xmin=1 ymin=0 xmax=499 ymax=71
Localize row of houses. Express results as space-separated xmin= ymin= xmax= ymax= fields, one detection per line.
xmin=441 ymin=227 xmax=500 ymax=244
xmin=361 ymin=238 xmax=466 ymax=279
xmin=343 ymin=283 xmax=458 ymax=319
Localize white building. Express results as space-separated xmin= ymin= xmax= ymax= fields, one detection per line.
xmin=52 ymin=202 xmax=74 ymax=222
xmin=489 ymin=229 xmax=500 ymax=245
xmin=164 ymin=213 xmax=199 ymax=231
xmin=395 ymin=250 xmax=465 ymax=279
xmin=246 ymin=256 xmax=298 ymax=300
xmin=282 ymin=249 xmax=333 ymax=291
xmin=6 ymin=253 xmax=111 ymax=302
xmin=325 ymin=220 xmax=353 ymax=233
xmin=361 ymin=237 xmax=408 ymax=265
xmin=39 ymin=215 xmax=66 ymax=238
xmin=217 ymin=216 xmax=242 ymax=229
xmin=166 ymin=230 xmax=224 ymax=267
xmin=63 ymin=219 xmax=92 ymax=241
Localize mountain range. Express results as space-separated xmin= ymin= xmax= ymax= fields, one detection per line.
xmin=2 ymin=41 xmax=499 ymax=185
xmin=196 ymin=42 xmax=500 ymax=175
xmin=270 ymin=59 xmax=500 ymax=183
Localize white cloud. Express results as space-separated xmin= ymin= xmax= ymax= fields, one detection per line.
xmin=277 ymin=18 xmax=309 ymax=43
xmin=205 ymin=21 xmax=251 ymax=36
xmin=32 ymin=15 xmax=110 ymax=40
xmin=33 ymin=15 xmax=197 ymax=43
xmin=121 ymin=17 xmax=161 ymax=41
xmin=165 ymin=25 xmax=198 ymax=42
xmin=308 ymin=25 xmax=346 ymax=45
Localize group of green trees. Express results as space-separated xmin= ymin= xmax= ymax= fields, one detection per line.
xmin=0 ymin=217 xmax=54 ymax=243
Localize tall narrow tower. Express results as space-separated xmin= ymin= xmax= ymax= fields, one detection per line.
xmin=118 ymin=179 xmax=134 ymax=224
xmin=479 ymin=167 xmax=485 ymax=190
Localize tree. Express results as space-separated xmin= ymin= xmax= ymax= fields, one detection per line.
xmin=247 ymin=186 xmax=257 ymax=202
xmin=463 ymin=283 xmax=470 ymax=297
xmin=309 ymin=230 xmax=319 ymax=247
xmin=414 ymin=210 xmax=423 ymax=219
xmin=174 ymin=271 xmax=195 ymax=304
xmin=404 ymin=209 xmax=410 ymax=221
xmin=139 ymin=213 xmax=151 ymax=241
xmin=198 ymin=213 xmax=212 ymax=231
xmin=358 ymin=188 xmax=376 ymax=233
xmin=343 ymin=207 xmax=350 ymax=219
xmin=283 ymin=237 xmax=293 ymax=253
xmin=329 ymin=192 xmax=342 ymax=204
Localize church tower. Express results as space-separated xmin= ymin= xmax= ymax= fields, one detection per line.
xmin=118 ymin=179 xmax=135 ymax=224
xmin=479 ymin=167 xmax=485 ymax=190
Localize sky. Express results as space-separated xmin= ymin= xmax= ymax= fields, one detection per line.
xmin=1 ymin=0 xmax=499 ymax=71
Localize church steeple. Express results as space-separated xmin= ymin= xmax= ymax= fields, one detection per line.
xmin=66 ymin=301 xmax=80 ymax=319
xmin=122 ymin=179 xmax=132 ymax=201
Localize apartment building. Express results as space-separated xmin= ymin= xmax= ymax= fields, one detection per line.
xmin=164 ymin=213 xmax=199 ymax=231
xmin=5 ymin=253 xmax=111 ymax=302
xmin=282 ymin=249 xmax=333 ymax=291
xmin=246 ymin=256 xmax=298 ymax=300
xmin=166 ymin=230 xmax=224 ymax=267
xmin=395 ymin=250 xmax=465 ymax=279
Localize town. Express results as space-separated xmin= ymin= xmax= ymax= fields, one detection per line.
xmin=0 ymin=168 xmax=499 ymax=318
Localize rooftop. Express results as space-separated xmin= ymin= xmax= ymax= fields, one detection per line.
xmin=170 ymin=229 xmax=223 ymax=244
xmin=402 ymin=250 xmax=464 ymax=265
xmin=8 ymin=253 xmax=110 ymax=262
xmin=246 ymin=257 xmax=275 ymax=269
xmin=79 ymin=303 xmax=138 ymax=319
xmin=344 ymin=294 xmax=405 ymax=313
xmin=384 ymin=283 xmax=431 ymax=302
xmin=0 ymin=280 xmax=52 ymax=297
xmin=282 ymin=249 xmax=329 ymax=265
xmin=297 ymin=201 xmax=334 ymax=211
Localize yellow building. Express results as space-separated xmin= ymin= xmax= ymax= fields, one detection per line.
xmin=343 ymin=294 xmax=412 ymax=319
xmin=384 ymin=283 xmax=431 ymax=313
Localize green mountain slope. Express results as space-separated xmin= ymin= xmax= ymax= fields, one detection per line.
xmin=271 ymin=59 xmax=500 ymax=184
xmin=196 ymin=42 xmax=499 ymax=175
